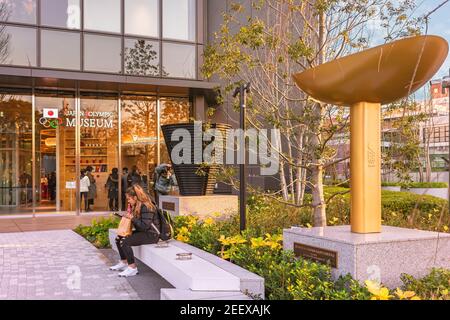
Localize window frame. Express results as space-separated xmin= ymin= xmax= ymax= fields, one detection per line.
xmin=0 ymin=0 xmax=201 ymax=80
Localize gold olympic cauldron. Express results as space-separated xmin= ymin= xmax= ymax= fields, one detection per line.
xmin=293 ymin=35 xmax=448 ymax=234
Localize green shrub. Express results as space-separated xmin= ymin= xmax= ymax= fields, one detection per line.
xmin=74 ymin=215 xmax=119 ymax=248
xmin=401 ymin=269 xmax=450 ymax=300
xmin=243 ymin=188 xmax=449 ymax=233
xmin=403 ymin=182 xmax=448 ymax=189
xmin=172 ymin=216 xmax=449 ymax=300
xmin=381 ymin=182 xmax=402 ymax=187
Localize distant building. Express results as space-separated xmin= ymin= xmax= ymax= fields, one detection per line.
xmin=328 ymin=79 xmax=449 ymax=183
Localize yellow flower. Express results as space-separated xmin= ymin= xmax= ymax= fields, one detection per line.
xmin=186 ymin=216 xmax=198 ymax=227
xmin=306 ymin=223 xmax=312 ymax=228
xmin=175 ymin=226 xmax=191 ymax=243
xmin=229 ymin=235 xmax=247 ymax=245
xmin=328 ymin=217 xmax=339 ymax=225
xmin=443 ymin=225 xmax=449 ymax=232
xmin=262 ymin=234 xmax=283 ymax=250
xmin=203 ymin=217 xmax=215 ymax=227
xmin=251 ymin=237 xmax=266 ymax=249
xmin=218 ymin=235 xmax=230 ymax=246
xmin=365 ymin=280 xmax=393 ymax=300
xmin=395 ymin=288 xmax=417 ymax=300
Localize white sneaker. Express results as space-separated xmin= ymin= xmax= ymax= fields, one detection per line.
xmin=109 ymin=261 xmax=127 ymax=271
xmin=118 ymin=267 xmax=139 ymax=277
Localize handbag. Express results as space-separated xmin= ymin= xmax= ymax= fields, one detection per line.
xmin=117 ymin=217 xmax=132 ymax=237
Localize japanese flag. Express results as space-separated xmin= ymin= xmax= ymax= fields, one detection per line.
xmin=43 ymin=108 xmax=59 ymax=119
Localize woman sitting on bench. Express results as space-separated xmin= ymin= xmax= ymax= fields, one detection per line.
xmin=110 ymin=184 xmax=160 ymax=277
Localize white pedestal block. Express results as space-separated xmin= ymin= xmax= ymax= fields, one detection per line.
xmin=159 ymin=195 xmax=238 ymax=218
xmin=283 ymin=225 xmax=450 ymax=288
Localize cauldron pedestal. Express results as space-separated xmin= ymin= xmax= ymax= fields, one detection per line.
xmin=159 ymin=194 xmax=238 ymax=219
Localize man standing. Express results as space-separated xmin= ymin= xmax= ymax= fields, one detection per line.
xmin=85 ymin=166 xmax=96 ymax=212
xmin=121 ymin=167 xmax=129 ymax=211
xmin=153 ymin=164 xmax=177 ymax=207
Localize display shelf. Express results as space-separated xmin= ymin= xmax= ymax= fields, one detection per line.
xmin=65 ymin=164 xmax=108 ymax=166
xmin=66 ymin=154 xmax=108 ymax=158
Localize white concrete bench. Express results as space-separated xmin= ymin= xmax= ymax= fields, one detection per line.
xmin=109 ymin=229 xmax=264 ymax=300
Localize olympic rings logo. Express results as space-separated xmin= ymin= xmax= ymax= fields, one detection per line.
xmin=39 ymin=117 xmax=63 ymax=129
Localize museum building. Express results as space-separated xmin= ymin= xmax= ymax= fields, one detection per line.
xmin=0 ymin=0 xmax=218 ymax=215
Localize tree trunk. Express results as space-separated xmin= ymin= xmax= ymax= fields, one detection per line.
xmin=311 ymin=163 xmax=326 ymax=226
xmin=310 ymin=11 xmax=327 ymax=227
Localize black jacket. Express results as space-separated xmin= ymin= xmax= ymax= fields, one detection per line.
xmin=131 ymin=203 xmax=160 ymax=234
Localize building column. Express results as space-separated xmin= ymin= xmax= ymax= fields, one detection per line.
xmin=194 ymin=95 xmax=206 ymax=122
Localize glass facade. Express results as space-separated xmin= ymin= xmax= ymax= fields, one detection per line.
xmin=0 ymin=0 xmax=37 ymax=24
xmin=125 ymin=0 xmax=159 ymax=38
xmin=40 ymin=0 xmax=80 ymax=29
xmin=1 ymin=25 xmax=36 ymax=66
xmin=84 ymin=0 xmax=121 ymax=33
xmin=0 ymin=89 xmax=192 ymax=215
xmin=0 ymin=0 xmax=200 ymax=79
xmin=124 ymin=38 xmax=160 ymax=76
xmin=0 ymin=0 xmax=205 ymax=215
xmin=41 ymin=29 xmax=80 ymax=70
xmin=0 ymin=93 xmax=33 ymax=212
xmin=162 ymin=0 xmax=196 ymax=42
xmin=84 ymin=34 xmax=121 ymax=73
xmin=163 ymin=42 xmax=196 ymax=79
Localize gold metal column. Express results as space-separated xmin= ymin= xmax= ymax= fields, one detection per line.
xmin=350 ymin=102 xmax=381 ymax=233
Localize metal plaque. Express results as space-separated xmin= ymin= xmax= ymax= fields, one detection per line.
xmin=294 ymin=243 xmax=338 ymax=268
xmin=162 ymin=201 xmax=175 ymax=211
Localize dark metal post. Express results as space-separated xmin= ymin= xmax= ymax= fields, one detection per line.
xmin=233 ymin=83 xmax=251 ymax=232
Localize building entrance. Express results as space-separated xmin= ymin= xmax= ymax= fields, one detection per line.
xmin=0 ymin=88 xmax=190 ymax=216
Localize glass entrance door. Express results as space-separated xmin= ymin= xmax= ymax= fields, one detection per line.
xmin=0 ymin=91 xmax=33 ymax=214
xmin=35 ymin=92 xmax=76 ymax=213
xmin=79 ymin=94 xmax=119 ymax=213
xmin=121 ymin=96 xmax=158 ymax=205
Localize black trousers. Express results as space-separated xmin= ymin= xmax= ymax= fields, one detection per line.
xmin=80 ymin=192 xmax=89 ymax=211
xmin=115 ymin=232 xmax=159 ymax=264
xmin=121 ymin=192 xmax=127 ymax=211
xmin=109 ymin=197 xmax=118 ymax=211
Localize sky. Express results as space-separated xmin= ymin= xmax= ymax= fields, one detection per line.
xmin=415 ymin=0 xmax=450 ymax=80
xmin=365 ymin=0 xmax=450 ymax=100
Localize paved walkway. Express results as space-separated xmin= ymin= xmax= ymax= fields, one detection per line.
xmin=0 ymin=230 xmax=140 ymax=300
xmin=0 ymin=214 xmax=110 ymax=233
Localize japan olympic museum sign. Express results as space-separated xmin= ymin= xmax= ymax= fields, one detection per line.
xmin=40 ymin=109 xmax=114 ymax=129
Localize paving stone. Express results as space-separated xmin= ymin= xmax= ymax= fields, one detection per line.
xmin=0 ymin=230 xmax=139 ymax=300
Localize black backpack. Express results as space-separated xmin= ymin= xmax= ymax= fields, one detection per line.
xmin=155 ymin=208 xmax=174 ymax=241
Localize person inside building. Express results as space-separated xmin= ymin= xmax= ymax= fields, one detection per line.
xmin=110 ymin=184 xmax=160 ymax=277
xmin=127 ymin=165 xmax=142 ymax=187
xmin=153 ymin=163 xmax=177 ymax=207
xmin=48 ymin=171 xmax=56 ymax=202
xmin=106 ymin=168 xmax=119 ymax=211
xmin=85 ymin=166 xmax=96 ymax=212
xmin=80 ymin=169 xmax=90 ymax=212
xmin=121 ymin=167 xmax=129 ymax=211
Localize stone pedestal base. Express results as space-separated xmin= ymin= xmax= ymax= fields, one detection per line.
xmin=283 ymin=225 xmax=450 ymax=288
xmin=158 ymin=195 xmax=238 ymax=219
